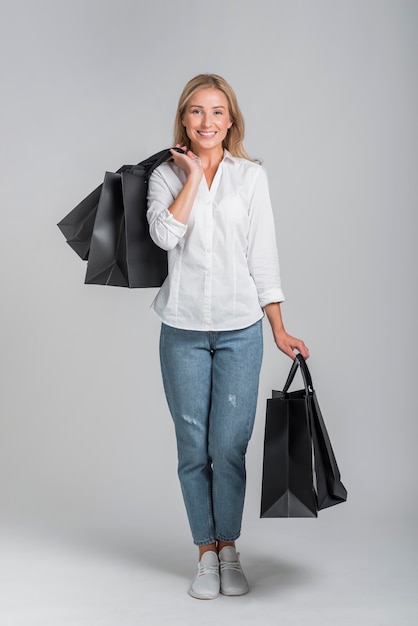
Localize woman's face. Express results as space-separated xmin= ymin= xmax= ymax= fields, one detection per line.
xmin=182 ymin=88 xmax=233 ymax=154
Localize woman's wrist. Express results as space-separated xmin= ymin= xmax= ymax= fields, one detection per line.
xmin=186 ymin=166 xmax=203 ymax=182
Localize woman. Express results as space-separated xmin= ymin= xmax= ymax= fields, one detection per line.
xmin=147 ymin=74 xmax=309 ymax=600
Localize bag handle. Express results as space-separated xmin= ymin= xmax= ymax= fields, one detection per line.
xmin=282 ymin=353 xmax=314 ymax=395
xmin=139 ymin=146 xmax=186 ymax=180
xmin=149 ymin=146 xmax=186 ymax=176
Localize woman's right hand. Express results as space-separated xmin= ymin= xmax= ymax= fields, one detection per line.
xmin=165 ymin=145 xmax=203 ymax=225
xmin=170 ymin=144 xmax=203 ymax=180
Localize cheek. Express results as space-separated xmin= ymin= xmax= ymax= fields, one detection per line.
xmin=184 ymin=117 xmax=198 ymax=129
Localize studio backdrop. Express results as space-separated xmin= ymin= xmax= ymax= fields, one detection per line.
xmin=0 ymin=0 xmax=417 ymax=541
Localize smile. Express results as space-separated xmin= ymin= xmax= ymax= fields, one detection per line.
xmin=197 ymin=131 xmax=217 ymax=138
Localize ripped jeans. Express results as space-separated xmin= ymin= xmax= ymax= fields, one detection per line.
xmin=159 ymin=320 xmax=263 ymax=545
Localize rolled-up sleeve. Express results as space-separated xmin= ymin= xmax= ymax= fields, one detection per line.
xmin=247 ymin=167 xmax=285 ymax=307
xmin=147 ymin=168 xmax=187 ymax=251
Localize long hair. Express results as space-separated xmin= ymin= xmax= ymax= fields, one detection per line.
xmin=173 ymin=74 xmax=254 ymax=161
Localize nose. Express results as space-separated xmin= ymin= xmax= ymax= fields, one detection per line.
xmin=201 ymin=112 xmax=211 ymax=127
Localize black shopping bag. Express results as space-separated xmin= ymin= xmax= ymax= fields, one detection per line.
xmin=84 ymin=167 xmax=167 ymax=287
xmin=57 ymin=147 xmax=184 ymax=287
xmin=57 ymin=184 xmax=102 ymax=260
xmin=260 ymin=384 xmax=317 ymax=518
xmin=294 ymin=356 xmax=348 ymax=510
xmin=260 ymin=354 xmax=347 ymax=518
xmin=57 ymin=163 xmax=133 ymax=262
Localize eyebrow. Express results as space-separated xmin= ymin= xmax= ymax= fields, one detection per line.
xmin=188 ymin=104 xmax=226 ymax=109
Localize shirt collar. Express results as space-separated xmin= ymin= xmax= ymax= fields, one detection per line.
xmin=222 ymin=149 xmax=236 ymax=163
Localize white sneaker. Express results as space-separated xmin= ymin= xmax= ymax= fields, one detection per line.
xmin=189 ymin=551 xmax=220 ymax=600
xmin=219 ymin=546 xmax=249 ymax=596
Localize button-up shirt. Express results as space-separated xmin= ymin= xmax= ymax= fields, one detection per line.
xmin=146 ymin=151 xmax=285 ymax=331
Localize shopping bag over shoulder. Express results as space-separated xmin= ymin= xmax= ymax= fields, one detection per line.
xmin=84 ymin=165 xmax=166 ymax=287
xmin=57 ymin=183 xmax=102 ymax=260
xmin=57 ymin=147 xmax=184 ymax=287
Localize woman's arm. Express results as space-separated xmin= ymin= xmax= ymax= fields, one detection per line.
xmin=147 ymin=146 xmax=203 ymax=250
xmin=264 ymin=302 xmax=309 ymax=360
xmin=167 ymin=147 xmax=203 ymax=224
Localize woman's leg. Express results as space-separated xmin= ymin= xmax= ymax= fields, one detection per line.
xmin=208 ymin=320 xmax=263 ymax=542
xmin=159 ymin=323 xmax=216 ymax=546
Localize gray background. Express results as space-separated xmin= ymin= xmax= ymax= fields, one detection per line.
xmin=0 ymin=1 xmax=417 ymax=624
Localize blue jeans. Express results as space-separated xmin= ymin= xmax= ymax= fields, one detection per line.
xmin=159 ymin=320 xmax=263 ymax=545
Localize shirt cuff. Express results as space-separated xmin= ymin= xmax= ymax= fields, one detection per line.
xmin=157 ymin=208 xmax=188 ymax=238
xmin=259 ymin=289 xmax=286 ymax=308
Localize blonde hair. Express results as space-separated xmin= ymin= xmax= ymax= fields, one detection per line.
xmin=173 ymin=74 xmax=254 ymax=161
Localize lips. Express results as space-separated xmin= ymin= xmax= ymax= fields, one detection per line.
xmin=197 ymin=131 xmax=217 ymax=138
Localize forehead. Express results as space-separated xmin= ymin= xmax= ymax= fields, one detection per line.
xmin=187 ymin=87 xmax=229 ymax=108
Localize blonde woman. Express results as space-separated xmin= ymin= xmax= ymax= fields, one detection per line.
xmin=147 ymin=74 xmax=309 ymax=599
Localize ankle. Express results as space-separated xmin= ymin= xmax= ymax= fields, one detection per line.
xmin=198 ymin=543 xmax=217 ymax=560
xmin=217 ymin=541 xmax=235 ymax=554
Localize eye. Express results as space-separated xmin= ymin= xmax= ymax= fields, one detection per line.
xmin=214 ymin=110 xmax=223 ymax=115
xmin=191 ymin=108 xmax=202 ymax=115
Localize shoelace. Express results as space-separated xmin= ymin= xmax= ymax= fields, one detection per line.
xmin=220 ymin=561 xmax=243 ymax=573
xmin=220 ymin=553 xmax=243 ymax=573
xmin=197 ymin=563 xmax=219 ymax=578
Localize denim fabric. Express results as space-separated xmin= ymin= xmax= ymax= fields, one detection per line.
xmin=159 ymin=320 xmax=263 ymax=545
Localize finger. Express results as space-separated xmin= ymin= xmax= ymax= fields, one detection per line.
xmin=186 ymin=150 xmax=201 ymax=163
xmin=294 ymin=341 xmax=309 ymax=359
xmin=170 ymin=148 xmax=189 ymax=160
xmin=171 ymin=146 xmax=188 ymax=157
xmin=280 ymin=343 xmax=297 ymax=360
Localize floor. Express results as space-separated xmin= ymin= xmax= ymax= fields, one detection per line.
xmin=1 ymin=512 xmax=417 ymax=626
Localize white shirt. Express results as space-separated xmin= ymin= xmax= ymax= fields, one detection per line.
xmin=147 ymin=150 xmax=285 ymax=331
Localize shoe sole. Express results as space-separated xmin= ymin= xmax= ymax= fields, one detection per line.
xmin=220 ymin=588 xmax=249 ymax=596
xmin=188 ymin=588 xmax=220 ymax=600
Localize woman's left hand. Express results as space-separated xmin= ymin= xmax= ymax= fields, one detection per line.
xmin=263 ymin=302 xmax=309 ymax=360
xmin=273 ymin=329 xmax=310 ymax=360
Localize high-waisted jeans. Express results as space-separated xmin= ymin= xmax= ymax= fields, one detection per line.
xmin=159 ymin=320 xmax=263 ymax=545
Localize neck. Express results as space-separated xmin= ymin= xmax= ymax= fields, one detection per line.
xmin=192 ymin=145 xmax=224 ymax=170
